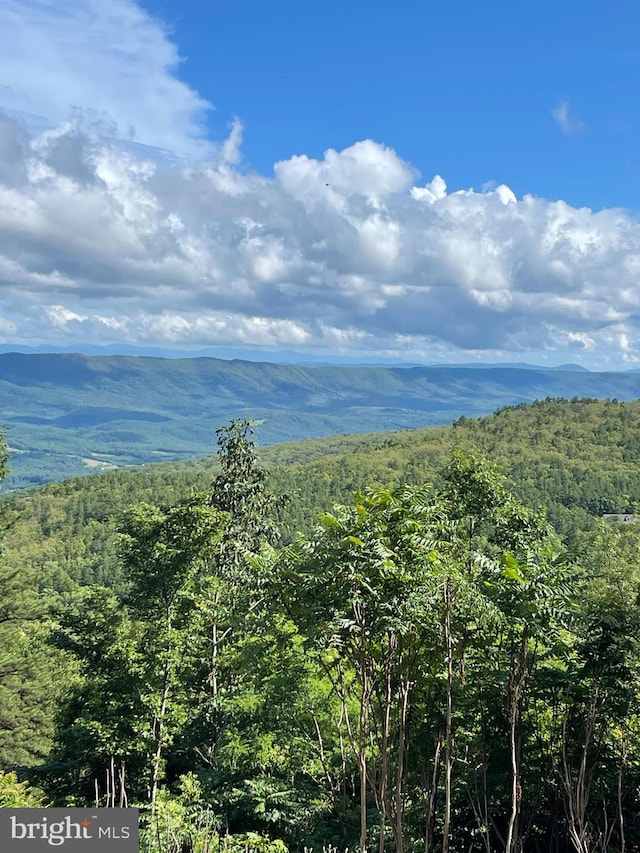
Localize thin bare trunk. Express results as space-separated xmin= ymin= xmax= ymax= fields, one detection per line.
xmin=468 ymin=756 xmax=492 ymax=853
xmin=118 ymin=762 xmax=128 ymax=808
xmin=339 ymin=700 xmax=348 ymax=809
xmin=311 ymin=707 xmax=336 ymax=796
xmin=505 ymin=691 xmax=519 ymax=853
xmin=425 ymin=735 xmax=442 ymax=853
xmin=443 ymin=577 xmax=453 ymax=853
xmin=618 ymin=734 xmax=627 ymax=853
xmin=211 ymin=597 xmax=219 ymax=698
xmin=359 ymin=669 xmax=369 ymax=853
xmin=150 ymin=616 xmax=173 ymax=815
xmin=150 ymin=673 xmax=170 ymax=813
xmin=377 ymin=659 xmax=392 ymax=853
xmin=394 ymin=679 xmax=410 ymax=853
xmin=505 ymin=630 xmax=527 ymax=853
xmin=560 ymin=681 xmax=600 ymax=853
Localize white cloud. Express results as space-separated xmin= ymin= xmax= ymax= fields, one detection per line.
xmin=0 ymin=0 xmax=636 ymax=367
xmin=552 ymin=100 xmax=585 ymax=135
xmin=410 ymin=175 xmax=447 ymax=203
xmin=0 ymin=0 xmax=212 ymax=157
xmin=46 ymin=305 xmax=88 ymax=328
xmin=0 ymin=113 xmax=639 ymax=367
xmin=565 ymin=331 xmax=596 ymax=350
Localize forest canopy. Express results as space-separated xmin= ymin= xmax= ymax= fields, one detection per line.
xmin=2 ymin=401 xmax=640 ymax=852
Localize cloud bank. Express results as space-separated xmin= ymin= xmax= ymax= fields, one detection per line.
xmin=0 ymin=111 xmax=639 ymax=365
xmin=0 ymin=0 xmax=637 ymax=366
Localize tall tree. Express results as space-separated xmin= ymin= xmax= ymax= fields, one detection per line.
xmin=46 ymin=420 xmax=288 ymax=814
xmin=46 ymin=491 xmax=227 ymax=805
xmin=435 ymin=450 xmax=569 ymax=853
xmin=210 ymin=420 xmax=285 ymax=563
xmin=118 ymin=498 xmax=225 ymax=810
xmin=558 ymin=521 xmax=640 ymax=853
xmin=272 ymin=484 xmax=447 ymax=853
xmin=189 ymin=420 xmax=287 ymax=767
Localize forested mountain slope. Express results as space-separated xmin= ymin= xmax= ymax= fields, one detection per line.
xmin=5 ymin=396 xmax=640 ymax=592
xmin=5 ymin=352 xmax=640 ymax=488
xmin=6 ymin=404 xmax=640 ymax=852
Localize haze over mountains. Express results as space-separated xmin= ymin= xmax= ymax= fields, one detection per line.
xmin=0 ymin=343 xmax=592 ymax=370
xmin=2 ymin=351 xmax=640 ymax=490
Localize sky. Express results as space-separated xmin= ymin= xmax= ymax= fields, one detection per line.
xmin=1 ymin=0 xmax=640 ymax=367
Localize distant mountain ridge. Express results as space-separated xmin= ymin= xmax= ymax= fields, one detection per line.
xmin=0 ymin=343 xmax=593 ymax=370
xmin=1 ymin=352 xmax=639 ymax=489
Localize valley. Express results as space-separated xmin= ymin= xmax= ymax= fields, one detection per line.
xmin=4 ymin=352 xmax=640 ymax=490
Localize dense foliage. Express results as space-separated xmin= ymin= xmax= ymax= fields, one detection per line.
xmin=6 ymin=397 xmax=640 ymax=595
xmin=3 ymin=402 xmax=640 ymax=851
xmin=0 ymin=434 xmax=73 ymax=768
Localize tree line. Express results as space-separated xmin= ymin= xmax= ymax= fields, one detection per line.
xmin=2 ymin=415 xmax=640 ymax=852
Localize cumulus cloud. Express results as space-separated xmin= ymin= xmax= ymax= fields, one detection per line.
xmin=0 ymin=0 xmax=212 ymax=157
xmin=1 ymin=110 xmax=640 ymax=366
xmin=0 ymin=0 xmax=635 ymax=366
xmin=552 ymin=100 xmax=586 ymax=135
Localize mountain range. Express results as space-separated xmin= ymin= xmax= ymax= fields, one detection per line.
xmin=0 ymin=343 xmax=591 ymax=370
xmin=2 ymin=351 xmax=640 ymax=489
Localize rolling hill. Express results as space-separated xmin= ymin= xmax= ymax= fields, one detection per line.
xmin=4 ymin=352 xmax=640 ymax=489
xmin=5 ymin=396 xmax=640 ymax=593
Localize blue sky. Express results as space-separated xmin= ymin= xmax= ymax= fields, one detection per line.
xmin=1 ymin=0 xmax=640 ymax=367
xmin=138 ymin=0 xmax=640 ymax=211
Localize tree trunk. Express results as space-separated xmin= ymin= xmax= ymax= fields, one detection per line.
xmin=210 ymin=590 xmax=219 ymax=698
xmin=505 ymin=630 xmax=527 ymax=853
xmin=425 ymin=735 xmax=442 ymax=853
xmin=560 ymin=680 xmax=601 ymax=853
xmin=443 ymin=576 xmax=454 ymax=853
xmin=359 ymin=668 xmax=369 ymax=853
xmin=618 ymin=733 xmax=627 ymax=853
xmin=394 ymin=679 xmax=410 ymax=853
xmin=150 ymin=656 xmax=171 ymax=814
xmin=150 ymin=610 xmax=173 ymax=815
xmin=378 ymin=660 xmax=392 ymax=853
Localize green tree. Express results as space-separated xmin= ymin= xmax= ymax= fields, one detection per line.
xmin=557 ymin=521 xmax=640 ymax=853
xmin=272 ymin=484 xmax=449 ymax=853
xmin=43 ymin=586 xmax=144 ymax=802
xmin=188 ymin=421 xmax=287 ymax=770
xmin=118 ymin=498 xmax=226 ymax=810
xmin=431 ymin=451 xmax=571 ymax=853
xmin=0 ymin=434 xmax=72 ymax=768
xmin=46 ymin=498 xmax=226 ymax=807
xmin=44 ymin=420 xmax=288 ymax=824
xmin=0 ymin=770 xmax=46 ymax=806
xmin=210 ymin=420 xmax=286 ymax=565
